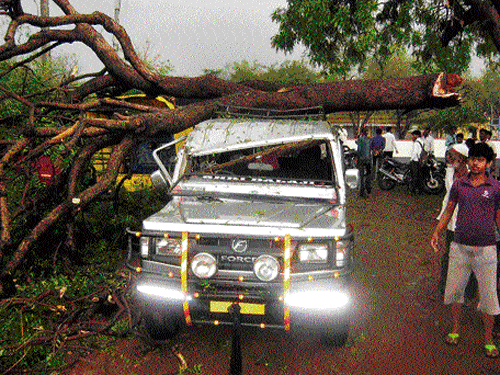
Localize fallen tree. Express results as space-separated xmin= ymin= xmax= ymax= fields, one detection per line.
xmin=0 ymin=0 xmax=463 ymax=283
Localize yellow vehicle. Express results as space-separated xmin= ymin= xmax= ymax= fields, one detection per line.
xmin=91 ymin=94 xmax=191 ymax=191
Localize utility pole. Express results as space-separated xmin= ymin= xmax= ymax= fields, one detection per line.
xmin=40 ymin=0 xmax=49 ymax=18
xmin=40 ymin=0 xmax=50 ymax=62
xmin=113 ymin=0 xmax=122 ymax=51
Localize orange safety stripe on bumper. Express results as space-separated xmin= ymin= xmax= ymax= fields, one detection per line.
xmin=181 ymin=231 xmax=192 ymax=326
xmin=283 ymin=234 xmax=291 ymax=331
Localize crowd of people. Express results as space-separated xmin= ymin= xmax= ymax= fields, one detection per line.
xmin=355 ymin=125 xmax=435 ymax=197
xmin=355 ymin=125 xmax=500 ymax=358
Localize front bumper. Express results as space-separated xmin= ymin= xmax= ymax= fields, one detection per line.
xmin=134 ymin=271 xmax=352 ymax=329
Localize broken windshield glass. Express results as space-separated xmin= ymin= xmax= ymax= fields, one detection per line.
xmin=188 ymin=139 xmax=334 ymax=183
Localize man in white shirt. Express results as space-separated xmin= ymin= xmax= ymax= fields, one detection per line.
xmin=409 ymin=130 xmax=424 ymax=194
xmin=382 ymin=126 xmax=398 ymax=158
xmin=423 ymin=127 xmax=435 ymax=155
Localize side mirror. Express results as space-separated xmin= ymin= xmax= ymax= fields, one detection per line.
xmin=345 ymin=168 xmax=359 ymax=189
xmin=150 ymin=170 xmax=170 ymax=190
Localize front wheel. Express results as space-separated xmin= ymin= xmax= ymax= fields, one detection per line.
xmin=143 ymin=313 xmax=182 ymax=342
xmin=320 ymin=320 xmax=350 ymax=347
xmin=423 ymin=174 xmax=445 ymax=194
xmin=377 ymin=173 xmax=396 ymax=190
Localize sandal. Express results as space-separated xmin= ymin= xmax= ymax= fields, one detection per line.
xmin=485 ymin=344 xmax=499 ymax=358
xmin=445 ymin=332 xmax=460 ymax=345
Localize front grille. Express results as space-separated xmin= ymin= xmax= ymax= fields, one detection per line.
xmin=197 ymin=237 xmax=276 ymax=251
xmin=192 ymin=281 xmax=276 ymax=299
xmin=194 ymin=237 xmax=284 ymax=273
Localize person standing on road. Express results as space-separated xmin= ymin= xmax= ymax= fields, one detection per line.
xmin=356 ymin=127 xmax=373 ymax=198
xmin=431 ymin=142 xmax=500 ymax=358
xmin=436 ymin=143 xmax=477 ymax=299
xmin=372 ymin=127 xmax=386 ymax=176
xmin=409 ymin=130 xmax=424 ymax=195
xmin=423 ymin=127 xmax=435 ymax=156
xmin=382 ymin=126 xmax=398 ymax=158
xmin=445 ymin=126 xmax=457 ymax=151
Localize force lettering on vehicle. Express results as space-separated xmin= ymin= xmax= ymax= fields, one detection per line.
xmin=218 ymin=255 xmax=258 ymax=263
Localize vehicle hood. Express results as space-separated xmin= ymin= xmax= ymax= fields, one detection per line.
xmin=143 ymin=196 xmax=344 ymax=230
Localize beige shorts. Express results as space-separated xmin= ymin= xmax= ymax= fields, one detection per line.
xmin=444 ymin=242 xmax=500 ymax=315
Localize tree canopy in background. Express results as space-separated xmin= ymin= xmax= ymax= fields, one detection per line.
xmin=271 ymin=0 xmax=500 ymax=77
xmin=0 ymin=0 xmax=463 ymax=281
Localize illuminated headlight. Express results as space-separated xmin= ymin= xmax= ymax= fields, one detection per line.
xmin=156 ymin=238 xmax=182 ymax=256
xmin=335 ymin=241 xmax=347 ymax=267
xmin=298 ymin=243 xmax=328 ymax=263
xmin=253 ymin=255 xmax=279 ymax=282
xmin=140 ymin=237 xmax=150 ymax=257
xmin=136 ymin=284 xmax=189 ymax=301
xmin=191 ymin=253 xmax=217 ymax=279
xmin=285 ymin=291 xmax=349 ymax=309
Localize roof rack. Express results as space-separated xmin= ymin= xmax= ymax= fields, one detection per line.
xmin=215 ymin=105 xmax=326 ymax=120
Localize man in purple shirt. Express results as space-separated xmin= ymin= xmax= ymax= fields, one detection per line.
xmin=431 ymin=142 xmax=500 ymax=358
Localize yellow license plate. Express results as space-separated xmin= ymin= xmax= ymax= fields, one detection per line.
xmin=209 ymin=301 xmax=265 ymax=315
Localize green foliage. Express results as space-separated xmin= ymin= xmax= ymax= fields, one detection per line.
xmin=218 ymin=59 xmax=320 ymax=85
xmin=180 ymin=364 xmax=204 ymax=375
xmin=0 ymin=186 xmax=162 ymax=371
xmin=0 ymin=271 xmax=124 ymax=371
xmin=414 ymin=77 xmax=489 ymax=131
xmin=136 ymin=39 xmax=173 ymax=76
xmin=73 ymin=188 xmax=165 ymax=270
xmin=362 ymin=52 xmax=418 ymax=80
xmin=0 ymin=55 xmax=79 ymax=139
xmin=271 ymin=0 xmax=482 ymax=77
xmin=480 ymin=66 xmax=500 ymax=113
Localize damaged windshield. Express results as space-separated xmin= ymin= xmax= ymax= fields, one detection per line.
xmin=187 ymin=139 xmax=335 ymax=183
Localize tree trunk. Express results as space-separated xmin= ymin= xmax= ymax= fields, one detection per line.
xmin=0 ymin=0 xmax=465 ymax=279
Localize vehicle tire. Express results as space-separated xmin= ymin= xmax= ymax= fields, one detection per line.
xmin=143 ymin=314 xmax=181 ymax=342
xmin=320 ymin=320 xmax=350 ymax=347
xmin=423 ymin=175 xmax=445 ymax=194
xmin=377 ymin=174 xmax=396 ymax=190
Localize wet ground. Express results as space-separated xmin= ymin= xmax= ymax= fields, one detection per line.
xmin=62 ymin=186 xmax=500 ymax=375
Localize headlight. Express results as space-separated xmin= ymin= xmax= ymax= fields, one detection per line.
xmin=136 ymin=284 xmax=188 ymax=301
xmin=156 ymin=238 xmax=182 ymax=256
xmin=335 ymin=241 xmax=346 ymax=267
xmin=285 ymin=290 xmax=349 ymax=309
xmin=191 ymin=253 xmax=217 ymax=279
xmin=253 ymin=255 xmax=279 ymax=282
xmin=298 ymin=243 xmax=328 ymax=263
xmin=140 ymin=237 xmax=150 ymax=257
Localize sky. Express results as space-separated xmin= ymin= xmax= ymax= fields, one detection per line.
xmin=19 ymin=0 xmax=306 ymax=77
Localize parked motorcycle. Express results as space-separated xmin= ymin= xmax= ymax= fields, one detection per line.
xmin=422 ymin=155 xmax=446 ymax=194
xmin=342 ymin=145 xmax=358 ymax=169
xmin=378 ymin=155 xmax=445 ymax=194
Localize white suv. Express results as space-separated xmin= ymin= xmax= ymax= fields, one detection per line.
xmin=128 ymin=110 xmax=358 ymax=345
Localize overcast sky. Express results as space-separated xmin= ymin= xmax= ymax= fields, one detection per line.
xmin=20 ymin=0 xmax=306 ymax=77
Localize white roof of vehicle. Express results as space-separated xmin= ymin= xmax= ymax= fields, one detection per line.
xmin=184 ymin=118 xmax=334 ymax=156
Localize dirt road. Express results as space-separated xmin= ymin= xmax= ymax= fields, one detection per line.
xmin=63 ymin=187 xmax=500 ymax=375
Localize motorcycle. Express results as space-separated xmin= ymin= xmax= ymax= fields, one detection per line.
xmin=342 ymin=144 xmax=358 ymax=169
xmin=378 ymin=155 xmax=445 ymax=194
xmin=422 ymin=155 xmax=446 ymax=194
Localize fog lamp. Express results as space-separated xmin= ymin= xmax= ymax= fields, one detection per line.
xmin=191 ymin=253 xmax=217 ymax=278
xmin=253 ymin=255 xmax=279 ymax=282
